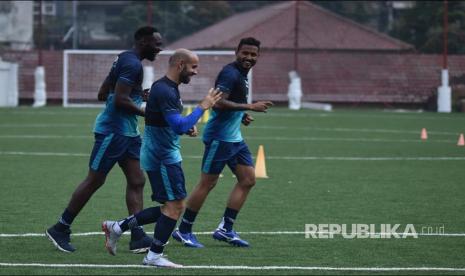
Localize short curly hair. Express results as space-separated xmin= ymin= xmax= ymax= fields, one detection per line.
xmin=237 ymin=37 xmax=261 ymax=52
xmin=134 ymin=26 xmax=159 ymax=41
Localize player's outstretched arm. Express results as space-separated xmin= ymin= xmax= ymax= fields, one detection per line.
xmin=248 ymin=101 xmax=274 ymax=112
xmin=214 ymin=93 xmax=273 ymax=113
xmin=114 ymin=82 xmax=145 ymax=116
xmin=198 ymin=88 xmax=223 ymax=110
xmin=165 ymin=88 xmax=222 ymax=135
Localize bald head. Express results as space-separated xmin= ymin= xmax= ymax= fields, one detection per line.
xmin=167 ymin=48 xmax=199 ymax=84
xmin=168 ymin=48 xmax=198 ymax=67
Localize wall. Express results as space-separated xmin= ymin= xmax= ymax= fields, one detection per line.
xmin=254 ymin=49 xmax=465 ymax=104
xmin=2 ymin=49 xmax=465 ymax=105
xmin=0 ymin=50 xmax=63 ymax=102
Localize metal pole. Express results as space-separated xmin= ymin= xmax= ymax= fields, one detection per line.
xmin=443 ymin=0 xmax=448 ymax=70
xmin=437 ymin=0 xmax=451 ymax=113
xmin=72 ymin=0 xmax=78 ymax=49
xmin=147 ymin=1 xmax=152 ymax=25
xmin=293 ymin=0 xmax=299 ymax=71
xmin=387 ymin=1 xmax=394 ymax=32
xmin=38 ymin=0 xmax=43 ymax=66
xmin=34 ymin=0 xmax=47 ymax=107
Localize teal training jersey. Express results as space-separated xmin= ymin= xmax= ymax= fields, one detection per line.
xmin=93 ymin=50 xmax=143 ymax=137
xmin=203 ymin=62 xmax=249 ymax=143
xmin=141 ymin=77 xmax=183 ymax=169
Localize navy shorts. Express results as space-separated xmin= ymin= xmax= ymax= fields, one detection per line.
xmin=147 ymin=162 xmax=187 ymax=204
xmin=201 ymin=140 xmax=254 ymax=175
xmin=89 ymin=133 xmax=141 ymax=174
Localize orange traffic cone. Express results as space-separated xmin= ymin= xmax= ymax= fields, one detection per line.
xmin=458 ymin=133 xmax=465 ymax=146
xmin=255 ymin=145 xmax=268 ymax=179
xmin=421 ymin=128 xmax=428 ymax=140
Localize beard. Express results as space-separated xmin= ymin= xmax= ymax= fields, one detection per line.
xmin=239 ymin=58 xmax=256 ymax=69
xmin=143 ymin=47 xmax=156 ymax=61
xmin=179 ymin=68 xmax=191 ymax=84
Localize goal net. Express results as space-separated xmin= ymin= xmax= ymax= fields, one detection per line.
xmin=63 ymin=50 xmax=252 ymax=107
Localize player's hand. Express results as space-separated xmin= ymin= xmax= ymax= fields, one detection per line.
xmin=199 ymin=88 xmax=222 ymax=110
xmin=249 ymin=101 xmax=274 ymax=112
xmin=241 ymin=113 xmax=254 ymax=126
xmin=186 ymin=126 xmax=198 ymax=137
xmin=142 ymin=89 xmax=150 ymax=102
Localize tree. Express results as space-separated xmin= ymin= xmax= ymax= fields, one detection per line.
xmin=107 ymin=1 xmax=232 ymax=47
xmin=227 ymin=0 xmax=282 ymax=13
xmin=389 ymin=1 xmax=465 ymax=54
xmin=312 ymin=1 xmax=381 ymax=30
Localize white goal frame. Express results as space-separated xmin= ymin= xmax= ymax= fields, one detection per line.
xmin=63 ymin=49 xmax=252 ymax=107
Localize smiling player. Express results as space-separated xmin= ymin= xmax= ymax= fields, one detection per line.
xmin=173 ymin=37 xmax=274 ymax=248
xmin=46 ymin=26 xmax=163 ymax=254
xmin=101 ymin=49 xmax=222 ymax=267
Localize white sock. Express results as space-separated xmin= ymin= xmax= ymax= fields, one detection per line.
xmin=113 ymin=222 xmax=123 ymax=235
xmin=147 ymin=250 xmax=161 ymax=259
xmin=218 ymin=217 xmax=226 ymax=230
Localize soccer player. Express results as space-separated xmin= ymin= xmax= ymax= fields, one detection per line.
xmin=101 ymin=49 xmax=222 ymax=267
xmin=45 ymin=26 xmax=163 ymax=253
xmin=172 ymin=37 xmax=273 ymax=248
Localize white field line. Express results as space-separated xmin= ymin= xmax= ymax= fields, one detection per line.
xmin=0 ymin=151 xmax=89 ymax=157
xmin=244 ymin=136 xmax=455 ymax=143
xmin=0 ymin=135 xmax=90 ymax=139
xmin=1 ymin=262 xmax=465 ymax=271
xmin=0 ymin=134 xmax=456 ymax=143
xmin=254 ymin=112 xmax=465 ymax=121
xmin=249 ymin=126 xmax=459 ymax=136
xmin=3 ymin=111 xmax=97 ymax=116
xmin=2 ymin=108 xmax=463 ymax=120
xmin=1 ymin=231 xmax=465 ymax=238
xmin=265 ymin=156 xmax=465 ymax=161
xmin=1 ymin=151 xmax=465 ymax=161
xmin=3 ymin=108 xmax=465 ymax=122
xmin=0 ymin=123 xmax=84 ymax=128
xmin=0 ymin=123 xmax=460 ymax=136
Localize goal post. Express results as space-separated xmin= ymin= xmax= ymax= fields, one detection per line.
xmin=62 ymin=49 xmax=252 ymax=107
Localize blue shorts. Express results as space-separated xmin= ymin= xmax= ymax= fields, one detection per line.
xmin=147 ymin=162 xmax=187 ymax=204
xmin=201 ymin=140 xmax=254 ymax=175
xmin=89 ymin=133 xmax=141 ymax=174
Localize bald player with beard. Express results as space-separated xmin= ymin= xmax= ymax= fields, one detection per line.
xmin=101 ymin=49 xmax=222 ymax=268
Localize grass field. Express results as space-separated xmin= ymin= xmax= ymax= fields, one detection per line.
xmin=1 ymin=106 xmax=465 ymax=275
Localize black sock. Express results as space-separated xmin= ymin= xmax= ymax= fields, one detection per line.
xmin=131 ymin=226 xmax=145 ymax=240
xmin=55 ymin=208 xmax=76 ymax=232
xmin=178 ymin=208 xmax=198 ymax=234
xmin=150 ymin=214 xmax=178 ymax=254
xmin=221 ymin=207 xmax=238 ymax=231
xmin=119 ymin=206 xmax=161 ymax=232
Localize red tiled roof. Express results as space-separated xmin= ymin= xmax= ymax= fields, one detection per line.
xmin=169 ymin=1 xmax=413 ymax=51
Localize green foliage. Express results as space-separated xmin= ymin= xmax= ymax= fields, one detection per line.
xmin=390 ymin=1 xmax=465 ymax=54
xmin=313 ymin=1 xmax=381 ymax=29
xmin=103 ymin=0 xmax=280 ymax=47
xmin=33 ymin=0 xmax=465 ymax=53
xmin=313 ymin=1 xmax=465 ymax=54
xmin=227 ymin=0 xmax=282 ymax=13
xmin=107 ymin=1 xmax=232 ymax=46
